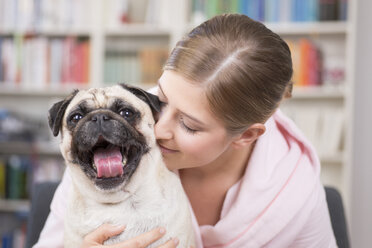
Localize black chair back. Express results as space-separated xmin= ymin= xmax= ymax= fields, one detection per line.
xmin=25 ymin=182 xmax=59 ymax=248
xmin=325 ymin=186 xmax=350 ymax=248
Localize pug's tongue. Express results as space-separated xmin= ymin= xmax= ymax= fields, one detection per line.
xmin=93 ymin=146 xmax=123 ymax=178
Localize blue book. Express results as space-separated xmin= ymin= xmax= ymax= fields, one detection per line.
xmin=291 ymin=0 xmax=297 ymax=22
xmin=299 ymin=0 xmax=306 ymax=21
xmin=302 ymin=0 xmax=309 ymax=21
xmin=1 ymin=233 xmax=13 ymax=248
xmin=257 ymin=0 xmax=265 ymax=21
xmin=239 ymin=0 xmax=249 ymax=16
xmin=338 ymin=0 xmax=348 ymax=20
xmin=265 ymin=0 xmax=280 ymax=22
xmin=246 ymin=0 xmax=255 ymax=20
xmin=309 ymin=0 xmax=318 ymax=21
xmin=247 ymin=0 xmax=263 ymax=21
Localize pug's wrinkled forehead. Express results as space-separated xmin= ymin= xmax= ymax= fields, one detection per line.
xmin=48 ymin=84 xmax=161 ymax=138
xmin=65 ymin=85 xmax=151 ymax=118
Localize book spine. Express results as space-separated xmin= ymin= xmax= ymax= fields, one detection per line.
xmin=1 ymin=232 xmax=13 ymax=248
xmin=338 ymin=0 xmax=348 ymax=20
xmin=319 ymin=0 xmax=338 ymax=21
xmin=239 ymin=0 xmax=249 ymax=16
xmin=83 ymin=40 xmax=90 ymax=84
xmin=0 ymin=159 xmax=6 ymax=198
xmin=0 ymin=38 xmax=3 ymax=82
xmin=230 ymin=0 xmax=239 ymax=13
xmin=205 ymin=0 xmax=216 ymax=18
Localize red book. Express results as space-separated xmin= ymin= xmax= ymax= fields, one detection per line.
xmin=82 ymin=41 xmax=90 ymax=84
xmin=61 ymin=37 xmax=73 ymax=84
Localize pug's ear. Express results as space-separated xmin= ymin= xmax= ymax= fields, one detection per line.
xmin=48 ymin=90 xmax=79 ymax=137
xmin=120 ymin=83 xmax=161 ymax=113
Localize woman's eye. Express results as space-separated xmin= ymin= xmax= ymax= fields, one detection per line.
xmin=71 ymin=114 xmax=83 ymax=123
xmin=179 ymin=117 xmax=198 ymax=134
xmin=119 ymin=109 xmax=134 ymax=119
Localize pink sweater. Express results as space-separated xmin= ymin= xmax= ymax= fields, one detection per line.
xmin=34 ymin=110 xmax=337 ymax=248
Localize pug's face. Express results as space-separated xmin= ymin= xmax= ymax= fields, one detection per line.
xmin=48 ymin=84 xmax=161 ymax=190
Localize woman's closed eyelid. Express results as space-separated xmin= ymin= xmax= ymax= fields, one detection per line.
xmin=156 ymin=100 xmax=200 ymax=134
xmin=179 ymin=116 xmax=198 ymax=134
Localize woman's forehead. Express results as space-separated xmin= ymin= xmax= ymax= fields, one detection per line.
xmin=159 ymin=71 xmax=225 ymax=129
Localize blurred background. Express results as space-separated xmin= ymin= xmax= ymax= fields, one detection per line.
xmin=0 ymin=0 xmax=371 ymax=247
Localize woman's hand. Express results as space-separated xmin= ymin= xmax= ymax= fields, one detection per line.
xmin=81 ymin=224 xmax=180 ymax=248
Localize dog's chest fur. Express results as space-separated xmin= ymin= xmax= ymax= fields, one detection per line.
xmin=64 ymin=154 xmax=195 ymax=248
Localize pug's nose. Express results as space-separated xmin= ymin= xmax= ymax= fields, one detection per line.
xmin=92 ymin=113 xmax=110 ymax=125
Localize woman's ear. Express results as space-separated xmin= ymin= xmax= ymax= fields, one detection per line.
xmin=232 ymin=123 xmax=266 ymax=149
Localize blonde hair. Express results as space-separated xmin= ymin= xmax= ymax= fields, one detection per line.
xmin=165 ymin=14 xmax=293 ymax=134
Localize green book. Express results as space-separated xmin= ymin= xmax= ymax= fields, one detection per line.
xmin=230 ymin=0 xmax=239 ymax=13
xmin=6 ymin=156 xmax=27 ymax=199
xmin=206 ymin=0 xmax=219 ymax=18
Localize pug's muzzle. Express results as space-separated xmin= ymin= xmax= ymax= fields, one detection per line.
xmin=69 ymin=108 xmax=148 ymax=190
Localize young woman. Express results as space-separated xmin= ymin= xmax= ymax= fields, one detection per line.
xmin=34 ymin=14 xmax=336 ymax=248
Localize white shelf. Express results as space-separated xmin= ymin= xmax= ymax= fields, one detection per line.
xmin=291 ymin=85 xmax=345 ymax=99
xmin=105 ymin=24 xmax=171 ymax=36
xmin=0 ymin=28 xmax=92 ymax=37
xmin=0 ymin=199 xmax=30 ymax=212
xmin=0 ymin=83 xmax=156 ymax=97
xmin=320 ymin=152 xmax=345 ymax=164
xmin=0 ymin=142 xmax=61 ymax=156
xmin=0 ymin=84 xmax=88 ymax=97
xmin=265 ymin=21 xmax=348 ymax=35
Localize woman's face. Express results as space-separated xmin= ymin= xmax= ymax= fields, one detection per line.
xmin=155 ymin=70 xmax=237 ymax=171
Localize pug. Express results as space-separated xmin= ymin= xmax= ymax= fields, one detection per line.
xmin=48 ymin=84 xmax=195 ymax=248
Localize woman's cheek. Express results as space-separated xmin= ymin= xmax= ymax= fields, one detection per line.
xmin=180 ymin=135 xmax=212 ymax=158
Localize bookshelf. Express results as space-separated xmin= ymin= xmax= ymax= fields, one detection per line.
xmin=277 ymin=22 xmax=349 ymax=195
xmin=0 ymin=0 xmax=355 ymax=245
xmin=185 ymin=0 xmax=351 ymax=197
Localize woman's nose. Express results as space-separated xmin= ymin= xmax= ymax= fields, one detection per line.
xmin=154 ymin=109 xmax=173 ymax=140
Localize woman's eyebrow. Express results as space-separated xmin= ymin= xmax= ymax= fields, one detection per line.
xmin=181 ymin=111 xmax=206 ymax=126
xmin=157 ymin=81 xmax=167 ymax=100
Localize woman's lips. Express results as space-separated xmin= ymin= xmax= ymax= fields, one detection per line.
xmin=158 ymin=144 xmax=178 ymax=154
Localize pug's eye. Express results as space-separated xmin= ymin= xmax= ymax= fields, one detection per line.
xmin=119 ymin=108 xmax=134 ymax=119
xmin=70 ymin=113 xmax=83 ymax=123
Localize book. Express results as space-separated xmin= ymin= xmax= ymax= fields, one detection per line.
xmin=139 ymin=47 xmax=168 ymax=85
xmin=319 ymin=108 xmax=344 ymax=156
xmin=279 ymin=0 xmax=291 ymax=22
xmin=293 ymin=108 xmax=322 ymax=152
xmin=2 ymin=39 xmax=16 ymax=84
xmin=0 ymin=222 xmax=27 ymax=248
xmin=1 ymin=232 xmax=13 ymax=248
xmin=206 ymin=0 xmax=219 ymax=18
xmin=0 ymin=38 xmax=3 ymax=82
xmin=82 ymin=40 xmax=90 ymax=83
xmin=338 ymin=0 xmax=348 ymax=20
xmin=191 ymin=0 xmax=347 ymax=23
xmin=265 ymin=0 xmax=280 ymax=23
xmin=0 ymin=159 xmax=5 ymax=198
xmin=319 ymin=0 xmax=338 ymax=21
xmin=287 ymin=38 xmax=322 ymax=86
xmin=6 ymin=155 xmax=28 ymax=200
xmin=50 ymin=38 xmax=63 ymax=85
xmin=0 ymin=0 xmax=91 ymax=31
